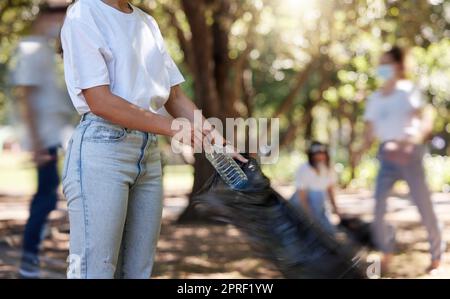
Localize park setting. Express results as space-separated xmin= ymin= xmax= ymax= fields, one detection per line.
xmin=0 ymin=0 xmax=449 ymax=280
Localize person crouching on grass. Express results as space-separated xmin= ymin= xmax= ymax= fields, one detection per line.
xmin=289 ymin=142 xmax=341 ymax=235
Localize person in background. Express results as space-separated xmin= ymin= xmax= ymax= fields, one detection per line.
xmin=8 ymin=1 xmax=75 ymax=278
xmin=361 ymin=46 xmax=444 ymax=273
xmin=290 ymin=141 xmax=341 ymax=234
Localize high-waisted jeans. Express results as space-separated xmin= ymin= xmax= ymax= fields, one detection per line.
xmin=372 ymin=144 xmax=444 ymax=261
xmin=62 ymin=113 xmax=163 ymax=279
xmin=289 ymin=191 xmax=336 ymax=235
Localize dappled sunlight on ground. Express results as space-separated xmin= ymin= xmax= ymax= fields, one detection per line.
xmin=0 ymin=187 xmax=449 ymax=278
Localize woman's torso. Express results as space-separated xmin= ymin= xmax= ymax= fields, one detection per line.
xmin=62 ymin=0 xmax=182 ymax=114
xmin=295 ymin=163 xmax=335 ymax=193
xmin=366 ymin=80 xmax=423 ymax=142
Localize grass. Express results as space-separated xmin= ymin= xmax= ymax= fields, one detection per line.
xmin=0 ymin=151 xmax=194 ymax=194
xmin=0 ymin=152 xmax=36 ymax=194
xmin=1 ymin=151 xmax=449 ymax=195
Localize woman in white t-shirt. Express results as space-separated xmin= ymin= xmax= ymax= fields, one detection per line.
xmin=290 ymin=142 xmax=341 ymax=234
xmin=361 ymin=46 xmax=443 ymax=273
xmin=60 ymin=0 xmax=246 ymax=279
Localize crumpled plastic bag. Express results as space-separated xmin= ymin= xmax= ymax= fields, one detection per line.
xmin=193 ymin=156 xmax=367 ymax=278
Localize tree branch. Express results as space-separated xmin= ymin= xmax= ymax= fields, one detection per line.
xmin=272 ymin=59 xmax=317 ymax=119
xmin=161 ymin=3 xmax=195 ymax=73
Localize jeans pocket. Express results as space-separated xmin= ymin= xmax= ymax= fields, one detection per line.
xmin=62 ymin=137 xmax=74 ymax=182
xmin=84 ymin=124 xmax=127 ymax=143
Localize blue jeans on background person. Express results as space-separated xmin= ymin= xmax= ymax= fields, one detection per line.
xmin=372 ymin=144 xmax=444 ymax=261
xmin=289 ymin=190 xmax=336 ymax=235
xmin=21 ymin=146 xmax=59 ymax=267
xmin=63 ymin=113 xmax=163 ymax=279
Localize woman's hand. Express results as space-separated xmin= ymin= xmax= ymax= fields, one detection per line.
xmin=165 ymin=86 xmax=248 ymax=163
xmin=333 ymin=209 xmax=343 ymax=221
xmin=225 ymin=144 xmax=249 ymax=163
xmin=171 ymin=120 xmax=209 ymax=150
xmin=203 ymin=127 xmax=248 ymax=163
xmin=173 ymin=122 xmax=248 ymax=163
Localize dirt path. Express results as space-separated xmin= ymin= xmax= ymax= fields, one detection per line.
xmin=1 ymin=188 xmax=449 ymax=279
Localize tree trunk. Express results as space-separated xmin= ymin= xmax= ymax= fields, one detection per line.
xmin=176 ymin=0 xmax=249 ymax=223
xmin=346 ymin=102 xmax=359 ymax=185
xmin=177 ymin=0 xmax=221 ymax=223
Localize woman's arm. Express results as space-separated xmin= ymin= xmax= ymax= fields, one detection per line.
xmin=412 ymin=104 xmax=435 ymax=144
xmin=354 ymin=121 xmax=375 ymax=164
xmin=361 ymin=121 xmax=375 ymax=152
xmin=83 ymin=85 xmax=247 ymax=162
xmin=83 ymin=85 xmax=177 ymax=137
xmin=164 ymin=85 xmax=199 ymax=123
xmin=327 ymin=186 xmax=340 ymax=217
xmin=165 ymin=85 xmax=248 ymax=162
xmin=298 ymin=189 xmax=310 ymax=214
xmin=165 ymin=85 xmax=225 ymax=145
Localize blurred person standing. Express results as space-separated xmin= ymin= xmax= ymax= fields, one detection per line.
xmin=289 ymin=141 xmax=341 ymax=235
xmin=361 ymin=46 xmax=444 ymax=273
xmin=8 ymin=0 xmax=74 ymax=278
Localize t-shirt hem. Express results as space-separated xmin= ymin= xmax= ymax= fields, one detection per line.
xmin=170 ymin=77 xmax=185 ymax=87
xmin=75 ymin=79 xmax=110 ymax=94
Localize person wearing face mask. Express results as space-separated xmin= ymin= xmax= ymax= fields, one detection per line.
xmin=289 ymin=142 xmax=341 ymax=235
xmin=361 ymin=46 xmax=444 ymax=274
xmin=8 ymin=1 xmax=76 ymax=278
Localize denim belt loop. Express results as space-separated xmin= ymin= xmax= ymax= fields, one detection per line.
xmin=149 ymin=133 xmax=157 ymax=144
xmin=80 ymin=113 xmax=89 ymax=123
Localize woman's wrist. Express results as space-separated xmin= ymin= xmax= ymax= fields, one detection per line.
xmin=147 ymin=114 xmax=180 ymax=138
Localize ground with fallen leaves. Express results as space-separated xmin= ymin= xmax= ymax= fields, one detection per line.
xmin=1 ymin=185 xmax=449 ymax=279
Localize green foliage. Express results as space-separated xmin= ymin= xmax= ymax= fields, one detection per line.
xmin=0 ymin=0 xmax=38 ymax=122
xmin=262 ymin=153 xmax=450 ymax=193
xmin=0 ymin=0 xmax=448 ymax=189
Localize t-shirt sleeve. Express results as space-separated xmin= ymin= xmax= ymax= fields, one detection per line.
xmin=61 ymin=19 xmax=110 ymax=96
xmin=9 ymin=42 xmax=43 ymax=86
xmin=295 ymin=165 xmax=309 ymax=190
xmin=328 ymin=169 xmax=337 ymax=187
xmin=363 ymin=95 xmax=376 ymax=122
xmin=408 ymin=87 xmax=424 ymax=111
xmin=163 ymin=48 xmax=185 ymax=87
xmin=148 ymin=17 xmax=185 ymax=87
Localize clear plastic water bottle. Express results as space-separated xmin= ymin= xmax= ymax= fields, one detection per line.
xmin=205 ymin=144 xmax=249 ymax=190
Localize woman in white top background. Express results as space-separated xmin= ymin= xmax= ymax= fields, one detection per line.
xmin=361 ymin=46 xmax=443 ymax=273
xmin=61 ymin=0 xmax=245 ymax=279
xmin=290 ymin=142 xmax=341 ymax=234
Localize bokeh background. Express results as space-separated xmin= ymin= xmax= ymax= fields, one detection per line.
xmin=0 ymin=0 xmax=449 ymax=278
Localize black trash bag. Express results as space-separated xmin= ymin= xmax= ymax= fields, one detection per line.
xmin=339 ymin=217 xmax=395 ymax=250
xmin=193 ymin=156 xmax=367 ymax=279
xmin=339 ymin=217 xmax=375 ymax=249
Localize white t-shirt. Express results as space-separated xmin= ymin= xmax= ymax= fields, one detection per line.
xmin=295 ymin=163 xmax=336 ymax=192
xmin=9 ymin=36 xmax=75 ymax=149
xmin=364 ymin=80 xmax=424 ymax=142
xmin=61 ymin=0 xmax=185 ymax=115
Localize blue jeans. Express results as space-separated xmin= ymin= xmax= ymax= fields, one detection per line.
xmin=22 ymin=147 xmax=59 ymax=258
xmin=289 ymin=191 xmax=336 ymax=235
xmin=372 ymin=144 xmax=444 ymax=260
xmin=62 ymin=113 xmax=163 ymax=279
